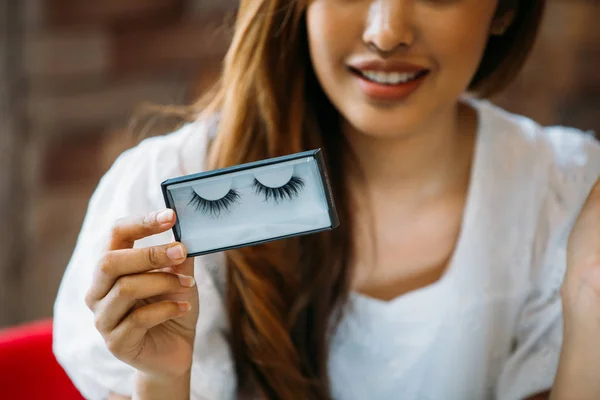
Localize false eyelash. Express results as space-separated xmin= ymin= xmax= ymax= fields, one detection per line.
xmin=252 ymin=176 xmax=304 ymax=203
xmin=188 ymin=189 xmax=240 ymax=218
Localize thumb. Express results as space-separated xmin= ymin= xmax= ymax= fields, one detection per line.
xmin=160 ymin=245 xmax=195 ymax=279
xmin=175 ymin=251 xmax=196 ymax=277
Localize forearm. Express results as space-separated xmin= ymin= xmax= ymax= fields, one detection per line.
xmin=551 ymin=329 xmax=600 ymax=400
xmin=132 ymin=370 xmax=191 ymax=400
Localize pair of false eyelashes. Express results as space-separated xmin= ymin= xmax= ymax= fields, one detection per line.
xmin=188 ymin=176 xmax=305 ymax=217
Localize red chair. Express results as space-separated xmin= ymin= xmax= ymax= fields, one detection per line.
xmin=0 ymin=319 xmax=85 ymax=400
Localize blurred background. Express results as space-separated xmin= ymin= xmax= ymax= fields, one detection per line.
xmin=0 ymin=0 xmax=599 ymax=329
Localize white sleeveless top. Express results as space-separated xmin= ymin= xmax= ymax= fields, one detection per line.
xmin=53 ymin=99 xmax=600 ymax=400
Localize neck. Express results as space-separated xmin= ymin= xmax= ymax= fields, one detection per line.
xmin=343 ymin=101 xmax=477 ymax=201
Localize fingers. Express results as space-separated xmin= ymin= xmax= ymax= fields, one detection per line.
xmin=108 ymin=209 xmax=176 ymax=251
xmin=105 ymin=300 xmax=192 ymax=361
xmin=93 ymin=272 xmax=196 ymax=334
xmin=169 ymin=253 xmax=196 ymax=277
xmin=86 ymin=242 xmax=188 ymax=306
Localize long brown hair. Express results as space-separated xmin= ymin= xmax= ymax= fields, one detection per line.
xmin=170 ymin=0 xmax=547 ymax=398
xmin=198 ymin=3 xmax=350 ymax=398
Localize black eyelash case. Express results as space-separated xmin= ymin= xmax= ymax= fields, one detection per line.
xmin=161 ymin=149 xmax=339 ymax=257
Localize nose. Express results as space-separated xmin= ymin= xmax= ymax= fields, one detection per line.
xmin=363 ymin=0 xmax=415 ymax=55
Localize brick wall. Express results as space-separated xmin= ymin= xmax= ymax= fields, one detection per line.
xmin=492 ymin=1 xmax=600 ymax=131
xmin=0 ymin=0 xmax=599 ymax=327
xmin=0 ymin=0 xmax=27 ymax=327
xmin=3 ymin=0 xmax=237 ymax=326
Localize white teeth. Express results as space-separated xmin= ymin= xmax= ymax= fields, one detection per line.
xmin=360 ymin=70 xmax=420 ymax=84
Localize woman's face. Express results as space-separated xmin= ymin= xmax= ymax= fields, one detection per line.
xmin=306 ymin=0 xmax=502 ymax=138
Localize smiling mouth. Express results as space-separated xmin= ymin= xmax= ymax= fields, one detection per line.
xmin=349 ymin=67 xmax=429 ymax=85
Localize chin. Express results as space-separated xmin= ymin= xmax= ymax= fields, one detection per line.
xmin=341 ymin=104 xmax=427 ymax=140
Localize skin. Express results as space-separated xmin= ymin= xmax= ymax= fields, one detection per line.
xmin=306 ymin=0 xmax=500 ymax=297
xmin=306 ymin=0 xmax=500 ymax=300
xmin=93 ymin=0 xmax=600 ymax=398
xmin=307 ymin=0 xmax=498 ymax=139
xmin=85 ymin=210 xmax=198 ymax=400
xmin=305 ymin=1 xmax=600 ymax=398
xmin=553 ymin=181 xmax=600 ymax=400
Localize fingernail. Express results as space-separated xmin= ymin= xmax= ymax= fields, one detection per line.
xmin=166 ymin=244 xmax=184 ymax=260
xmin=178 ymin=302 xmax=191 ymax=312
xmin=177 ymin=274 xmax=195 ymax=288
xmin=157 ymin=209 xmax=174 ymax=224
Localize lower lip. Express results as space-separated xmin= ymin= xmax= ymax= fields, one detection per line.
xmin=353 ymin=70 xmax=429 ymax=102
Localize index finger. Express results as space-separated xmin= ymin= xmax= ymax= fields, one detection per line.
xmin=108 ymin=209 xmax=176 ymax=250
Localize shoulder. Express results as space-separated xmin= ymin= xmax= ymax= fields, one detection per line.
xmin=540 ymin=125 xmax=600 ymax=184
xmin=97 ymin=119 xmax=213 ymax=210
xmin=474 ymin=99 xmax=600 ymax=287
xmin=473 ymin=98 xmax=600 ymax=191
xmin=80 ymin=118 xmax=214 ymax=248
xmin=114 ymin=118 xmax=211 ymax=180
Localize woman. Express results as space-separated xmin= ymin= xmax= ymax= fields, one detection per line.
xmin=53 ymin=0 xmax=600 ymax=399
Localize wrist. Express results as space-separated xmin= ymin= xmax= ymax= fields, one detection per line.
xmin=133 ymin=369 xmax=191 ymax=400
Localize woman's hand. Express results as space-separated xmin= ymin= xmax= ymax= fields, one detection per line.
xmin=85 ymin=209 xmax=199 ymax=382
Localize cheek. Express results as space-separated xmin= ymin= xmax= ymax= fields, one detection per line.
xmin=439 ymin=28 xmax=490 ymax=67
xmin=307 ymin=11 xmax=334 ymax=79
xmin=420 ymin=9 xmax=495 ymax=76
xmin=306 ymin=2 xmax=358 ymax=79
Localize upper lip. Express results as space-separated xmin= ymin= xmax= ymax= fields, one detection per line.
xmin=348 ymin=59 xmax=429 ymax=74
